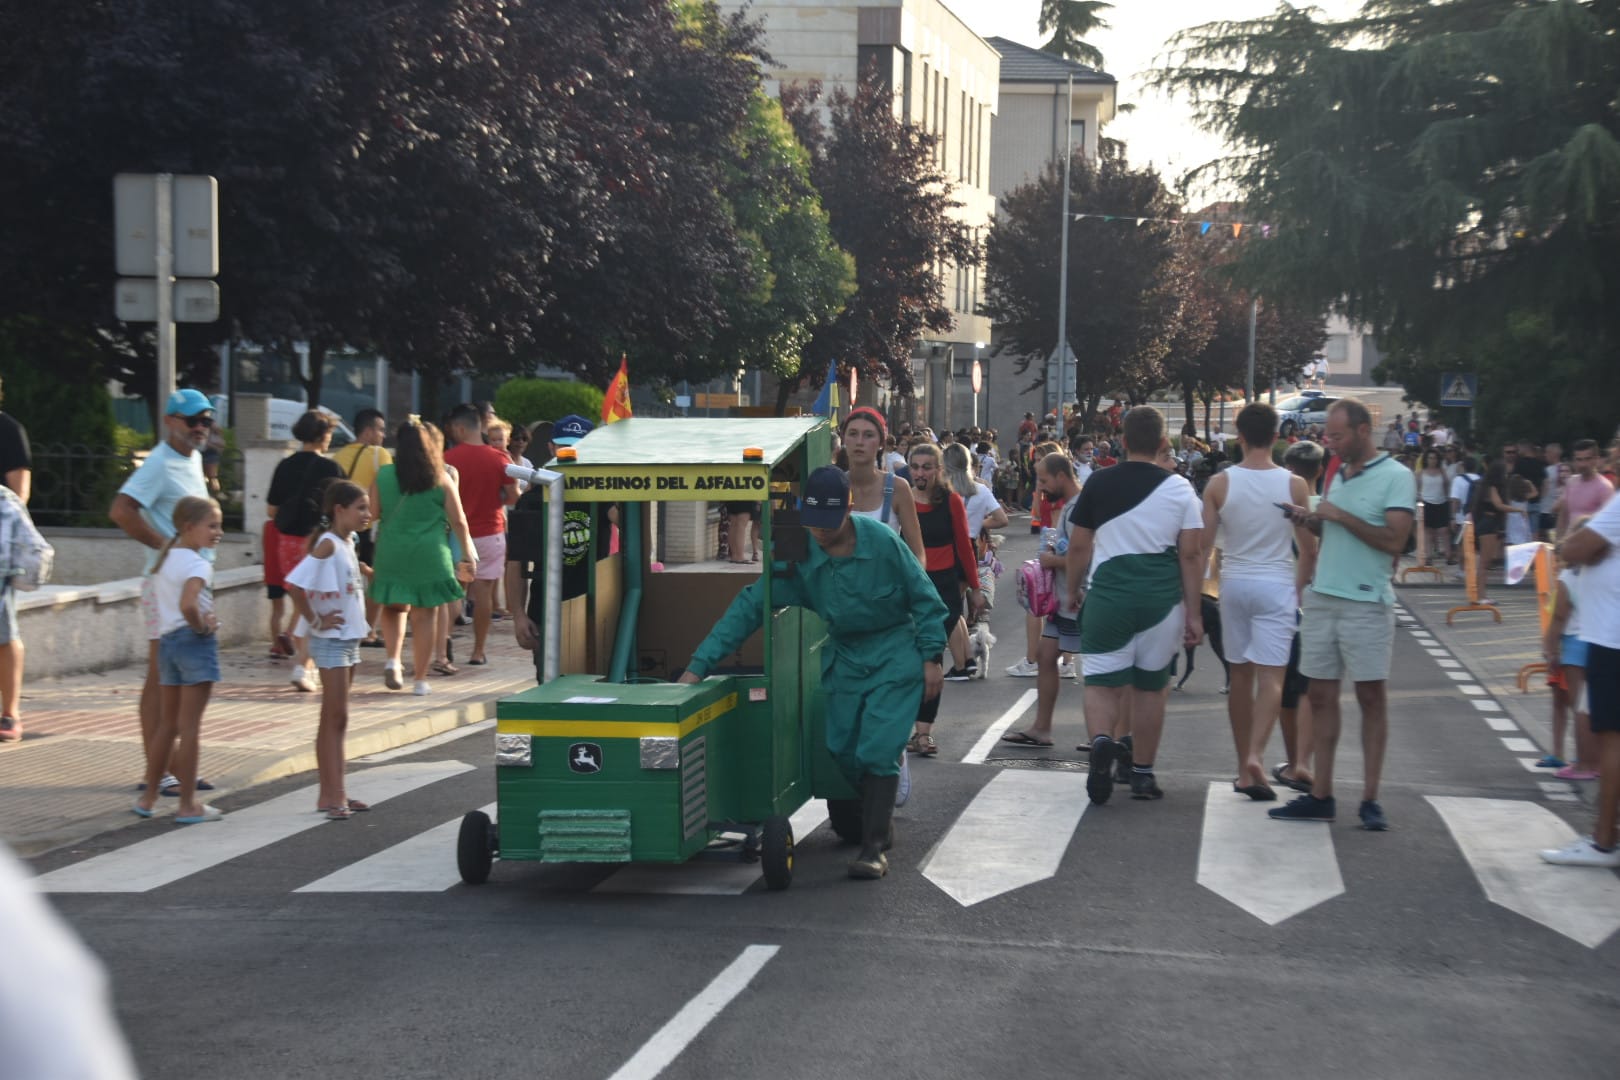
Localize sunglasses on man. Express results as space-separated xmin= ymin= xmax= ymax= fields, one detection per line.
xmin=179 ymin=414 xmax=215 ymax=429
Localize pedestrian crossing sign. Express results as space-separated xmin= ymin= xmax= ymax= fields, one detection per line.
xmin=1439 ymin=372 xmax=1477 ymax=408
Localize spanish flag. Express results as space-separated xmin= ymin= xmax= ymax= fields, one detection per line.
xmin=602 ymin=355 xmax=633 ymax=425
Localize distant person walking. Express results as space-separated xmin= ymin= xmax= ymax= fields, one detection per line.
xmin=108 ymin=389 xmax=217 ymax=795
xmin=329 ymin=408 xmax=391 ymax=645
xmin=1272 ymin=399 xmax=1414 ymax=830
xmin=265 ymin=411 xmax=344 ymax=691
xmin=1558 ymin=439 xmax=1614 ymax=536
xmin=132 ymin=496 xmax=223 ymax=824
xmin=443 ymin=404 xmax=517 ymax=666
xmin=0 ymin=376 xmax=30 ymax=743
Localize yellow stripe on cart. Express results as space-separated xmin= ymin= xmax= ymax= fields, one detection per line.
xmin=497 ymin=693 xmax=738 ymax=740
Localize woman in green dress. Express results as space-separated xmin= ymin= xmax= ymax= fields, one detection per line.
xmin=368 ymin=419 xmax=476 ymax=695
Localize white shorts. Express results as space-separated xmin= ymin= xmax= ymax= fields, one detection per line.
xmin=472 ymin=533 xmax=507 ymax=582
xmin=1299 ymin=590 xmax=1395 ymax=683
xmin=1218 ymin=576 xmax=1297 ymax=667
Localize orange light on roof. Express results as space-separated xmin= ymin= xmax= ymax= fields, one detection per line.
xmin=743 ymin=446 xmax=765 ymax=461
xmin=556 ymin=447 xmax=578 ymax=462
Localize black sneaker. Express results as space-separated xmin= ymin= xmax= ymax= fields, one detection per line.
xmin=1114 ymin=735 xmax=1134 ymax=784
xmin=943 ymin=666 xmax=973 ymax=682
xmin=1268 ymin=794 xmax=1336 ymax=822
xmin=1358 ymin=800 xmax=1388 ymax=831
xmin=1086 ymin=738 xmax=1117 ymax=805
xmin=1129 ymin=771 xmax=1163 ymax=800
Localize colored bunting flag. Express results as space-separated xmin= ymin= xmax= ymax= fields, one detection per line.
xmin=810 ymin=359 xmax=840 ymax=416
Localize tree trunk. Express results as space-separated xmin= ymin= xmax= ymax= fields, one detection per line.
xmin=1202 ymin=395 xmax=1213 ymax=439
xmin=1182 ymin=382 xmax=1197 ymax=438
xmin=774 ymin=374 xmax=798 ymax=416
xmin=300 ymin=339 xmax=327 ymax=409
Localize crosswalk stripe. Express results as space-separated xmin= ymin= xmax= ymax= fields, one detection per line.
xmin=34 ymin=761 xmax=474 ymax=893
xmin=1471 ymin=699 xmax=1504 ymax=712
xmin=1427 ymin=796 xmax=1620 ymax=948
xmin=1500 ymin=737 xmax=1538 ymax=753
xmin=295 ymin=803 xmax=497 ymax=893
xmin=1196 ymin=781 xmax=1343 ymax=925
xmin=593 ymin=801 xmax=830 ymax=895
xmin=1516 ymin=757 xmax=1545 ymax=773
xmin=961 ymin=688 xmax=1038 ymax=764
xmin=920 ymin=770 xmax=1087 ymax=907
xmin=1484 ymin=715 xmax=1519 ymax=732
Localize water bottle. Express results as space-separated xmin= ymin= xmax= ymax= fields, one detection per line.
xmin=1041 ymin=527 xmax=1058 ymax=552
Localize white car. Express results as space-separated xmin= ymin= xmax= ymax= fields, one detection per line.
xmin=1275 ymin=392 xmax=1336 ymax=437
xmin=210 ymin=396 xmax=355 ymax=447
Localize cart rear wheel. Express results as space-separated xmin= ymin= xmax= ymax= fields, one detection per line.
xmin=457 ymin=810 xmax=496 ymax=885
xmin=761 ymin=815 xmax=794 ymax=891
xmin=827 ymin=798 xmax=862 ymax=845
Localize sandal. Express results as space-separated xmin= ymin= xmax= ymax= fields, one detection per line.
xmin=431 ymin=660 xmax=460 ymax=677
xmin=912 ymin=733 xmax=939 ymax=757
xmin=323 ymin=805 xmax=353 ymax=820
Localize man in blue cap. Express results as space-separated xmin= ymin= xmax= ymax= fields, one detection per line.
xmin=679 ymin=466 xmax=948 ymax=879
xmin=108 ymin=388 xmax=218 ymax=795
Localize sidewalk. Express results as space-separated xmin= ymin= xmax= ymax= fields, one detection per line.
xmin=0 ymin=618 xmax=540 ymax=855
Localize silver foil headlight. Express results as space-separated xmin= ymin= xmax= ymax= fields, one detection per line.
xmin=495 ymin=733 xmax=532 ymax=767
xmin=640 ymin=736 xmax=680 ymax=770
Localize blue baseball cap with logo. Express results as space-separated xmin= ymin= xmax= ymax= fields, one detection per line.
xmin=553 ymin=414 xmax=594 ymax=446
xmin=799 ymin=466 xmax=851 ymax=529
xmin=165 ymin=388 xmax=214 ymax=417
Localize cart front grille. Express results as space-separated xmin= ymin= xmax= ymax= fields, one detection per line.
xmin=681 ymin=736 xmax=708 ymax=841
xmin=536 ymin=809 xmax=632 ymax=862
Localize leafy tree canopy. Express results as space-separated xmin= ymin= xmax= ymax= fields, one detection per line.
xmin=1039 ymin=2 xmax=1114 ymax=68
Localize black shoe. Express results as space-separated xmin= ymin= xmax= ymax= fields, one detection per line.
xmin=1358 ymin=800 xmax=1388 ymax=831
xmin=1114 ymin=735 xmax=1134 ymax=784
xmin=1129 ymin=772 xmax=1164 ymax=800
xmin=943 ymin=666 xmax=973 ymax=682
xmin=1086 ymin=738 xmax=1117 ymax=805
xmin=1269 ymin=793 xmax=1336 ymax=822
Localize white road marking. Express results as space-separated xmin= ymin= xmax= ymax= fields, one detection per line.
xmin=1437 ymin=659 xmax=1462 ymax=669
xmin=1537 ymin=781 xmax=1576 ymax=795
xmin=1501 ymin=737 xmax=1539 ymax=753
xmin=1461 ymin=685 xmax=1488 ymax=695
xmin=35 ymin=761 xmax=475 ymax=893
xmin=1484 ymin=715 xmax=1519 ymax=732
xmin=961 ymin=688 xmax=1039 ymax=764
xmin=1196 ymin=781 xmax=1343 ymax=925
xmin=1545 ymin=793 xmax=1581 ymax=802
xmin=296 ymin=803 xmax=497 ymax=892
xmin=356 ymin=720 xmax=493 ymax=763
xmin=1517 ymin=757 xmax=1546 ymax=773
xmin=607 ymin=945 xmax=780 ymax=1080
xmin=594 ymin=801 xmax=829 ymax=896
xmin=1425 ymin=649 xmax=1450 ymax=657
xmin=1471 ymin=699 xmax=1504 ymax=712
xmin=1427 ymin=796 xmax=1620 ymax=948
xmin=920 ymin=770 xmax=1087 ymax=907
xmin=1446 ymin=671 xmax=1473 ymax=681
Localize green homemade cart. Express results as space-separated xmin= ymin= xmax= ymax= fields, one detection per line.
xmin=456 ymin=417 xmax=863 ymax=891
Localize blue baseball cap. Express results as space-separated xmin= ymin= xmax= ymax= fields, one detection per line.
xmin=799 ymin=466 xmax=850 ymax=529
xmin=165 ymin=388 xmax=214 ymax=417
xmin=553 ymin=414 xmax=594 ymax=446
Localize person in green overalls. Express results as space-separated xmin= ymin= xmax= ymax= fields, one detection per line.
xmin=679 ymin=466 xmax=948 ymax=879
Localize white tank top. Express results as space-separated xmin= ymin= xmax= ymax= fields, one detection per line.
xmin=850 ymin=473 xmax=901 ymax=532
xmin=1216 ymin=466 xmax=1296 ymax=582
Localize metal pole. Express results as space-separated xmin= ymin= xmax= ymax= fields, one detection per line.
xmin=1054 ymin=73 xmax=1073 ymax=421
xmin=1244 ymin=296 xmax=1258 ymax=403
xmin=972 ymin=342 xmax=981 ymax=428
xmin=508 ymin=463 xmax=567 ymax=684
xmin=155 ymin=173 xmax=176 ymax=405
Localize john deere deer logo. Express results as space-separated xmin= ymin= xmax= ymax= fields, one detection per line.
xmin=568 ymin=743 xmax=602 ymax=774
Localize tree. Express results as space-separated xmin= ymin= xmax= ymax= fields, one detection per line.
xmin=1152 ymin=0 xmax=1620 ymax=438
xmin=1039 ymin=1 xmax=1114 ymax=68
xmin=980 ymin=141 xmax=1182 ymax=423
xmin=779 ymin=73 xmax=980 ymax=403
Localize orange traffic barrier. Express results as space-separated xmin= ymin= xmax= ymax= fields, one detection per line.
xmin=1401 ymin=513 xmax=1447 ymax=583
xmin=1447 ymin=522 xmax=1502 ymax=624
xmin=1516 ymin=543 xmax=1556 ymax=691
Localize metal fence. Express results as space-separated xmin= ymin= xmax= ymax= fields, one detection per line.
xmin=29 ymin=443 xmax=246 ymax=531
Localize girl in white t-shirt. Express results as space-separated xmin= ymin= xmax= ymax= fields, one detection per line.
xmin=134 ymin=496 xmax=223 ymax=824
xmin=286 ymin=481 xmax=373 ymax=820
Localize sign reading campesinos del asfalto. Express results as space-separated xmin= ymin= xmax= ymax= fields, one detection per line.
xmin=555 ymin=465 xmax=771 ymax=502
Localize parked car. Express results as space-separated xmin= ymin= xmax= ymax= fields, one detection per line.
xmin=209 ymin=395 xmax=355 ymax=448
xmin=1276 ymin=391 xmax=1335 ymax=436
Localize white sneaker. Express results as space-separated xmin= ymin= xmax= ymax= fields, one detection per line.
xmin=895 ymin=751 xmax=911 ymax=808
xmin=1057 ymin=659 xmax=1077 ymax=680
xmin=1540 ymin=837 xmax=1620 ymax=868
xmin=1005 ymin=658 xmax=1039 ymax=677
xmin=291 ymin=667 xmax=318 ymax=693
xmin=384 ymin=662 xmax=404 ymax=691
xmin=413 ymin=680 xmax=431 ymax=696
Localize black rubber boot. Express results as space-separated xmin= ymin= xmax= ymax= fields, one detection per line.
xmin=849 ymin=773 xmax=899 ymax=879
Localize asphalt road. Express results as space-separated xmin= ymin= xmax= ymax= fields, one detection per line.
xmin=32 ymin=523 xmax=1620 ymax=1080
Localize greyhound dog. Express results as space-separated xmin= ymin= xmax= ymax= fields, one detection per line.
xmin=1174 ymin=594 xmax=1230 ymax=693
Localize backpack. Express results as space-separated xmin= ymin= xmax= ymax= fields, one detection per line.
xmin=0 ymin=485 xmax=53 ymax=590
xmin=1016 ymin=558 xmax=1058 ymax=618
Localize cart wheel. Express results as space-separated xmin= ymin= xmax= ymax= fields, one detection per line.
xmin=457 ymin=810 xmax=496 ymax=885
xmin=760 ymin=815 xmax=794 ymax=891
xmin=827 ymin=798 xmax=862 ymax=845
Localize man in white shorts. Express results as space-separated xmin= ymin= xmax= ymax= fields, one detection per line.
xmin=444 ymin=403 xmax=518 ymax=666
xmin=1066 ymin=407 xmax=1205 ymax=804
xmin=1273 ymin=398 xmax=1414 ymax=831
xmin=107 ymin=389 xmax=216 ymax=794
xmin=1202 ymin=403 xmax=1317 ymax=800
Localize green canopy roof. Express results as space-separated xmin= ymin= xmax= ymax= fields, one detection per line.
xmin=555 ymin=417 xmax=830 ymax=467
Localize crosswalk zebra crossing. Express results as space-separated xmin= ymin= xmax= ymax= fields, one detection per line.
xmin=30 ymin=754 xmax=1620 ymax=949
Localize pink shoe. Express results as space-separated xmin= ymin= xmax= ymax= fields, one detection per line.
xmin=1555 ymin=764 xmax=1599 ymax=781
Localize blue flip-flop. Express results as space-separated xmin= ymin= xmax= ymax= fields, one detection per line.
xmin=174 ymin=806 xmax=224 ymax=825
xmin=132 ymin=802 xmax=157 ymax=819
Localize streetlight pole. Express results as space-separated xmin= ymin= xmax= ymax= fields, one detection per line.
xmin=1054 ymin=72 xmax=1073 ymax=422
xmin=1245 ymin=296 xmax=1258 ymax=403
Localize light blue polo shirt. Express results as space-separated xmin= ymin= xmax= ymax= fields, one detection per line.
xmin=117 ymin=441 xmax=212 ymax=574
xmin=1310 ymin=454 xmax=1414 ymax=605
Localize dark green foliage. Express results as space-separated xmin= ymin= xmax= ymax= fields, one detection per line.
xmin=494 ymin=379 xmax=605 ymax=432
xmin=1039 ymin=1 xmax=1113 ymax=67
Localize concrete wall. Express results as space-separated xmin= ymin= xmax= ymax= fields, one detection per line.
xmin=991 ymin=83 xmax=1108 ymax=201
xmin=15 ymin=567 xmax=267 ymax=680
xmin=42 ymin=528 xmax=259 ymax=585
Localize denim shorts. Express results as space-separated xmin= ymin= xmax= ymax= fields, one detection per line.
xmin=308 ymin=635 xmax=362 ymax=670
xmin=1561 ymin=634 xmax=1589 ymax=669
xmin=159 ymin=626 xmax=220 ymax=686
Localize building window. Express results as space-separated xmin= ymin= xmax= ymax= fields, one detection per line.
xmin=1324 ymin=333 xmax=1349 ymax=364
xmin=959 ymin=90 xmax=968 ymax=181
xmin=1069 ymin=119 xmax=1086 ymax=156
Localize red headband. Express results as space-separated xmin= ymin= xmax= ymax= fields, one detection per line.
xmin=842 ymin=406 xmax=888 ymax=441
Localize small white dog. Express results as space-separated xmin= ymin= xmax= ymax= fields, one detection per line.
xmin=970 ymin=622 xmax=996 ymax=680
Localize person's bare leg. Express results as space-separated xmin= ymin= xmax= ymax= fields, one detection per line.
xmin=379 ymin=605 xmax=407 ymax=668
xmin=1126 ymin=686 xmax=1166 ymax=764
xmin=269 ymin=595 xmax=286 ymax=652
xmin=1024 ymin=613 xmax=1040 ymax=664
xmin=1227 ymin=662 xmax=1256 ymax=780
xmin=170 ymin=683 xmax=212 ymax=818
xmin=1551 ymin=682 xmax=1570 ymax=761
xmin=0 ymin=638 xmax=23 ymax=720
xmin=140 ymin=642 xmax=169 ymax=776
xmin=1083 ymin=684 xmax=1122 ymax=742
xmin=409 ymin=606 xmax=439 ymax=683
xmin=314 ymin=665 xmax=351 ymax=809
xmin=436 ymin=602 xmax=454 ymax=666
xmin=1247 ymin=665 xmax=1286 ymax=786
xmin=948 ymin=616 xmax=970 ymax=670
xmin=1568 ymin=669 xmax=1596 ymax=770
xmin=1113 ymin=687 xmax=1133 ymax=740
xmin=1593 ymin=731 xmax=1620 ymax=850
xmin=1355 ymin=680 xmax=1390 ymax=801
xmin=137 ymin=684 xmax=180 ymax=813
xmin=471 ymin=578 xmax=493 ymax=661
xmin=1025 ymin=634 xmax=1061 ymax=740
xmin=1307 ymin=679 xmax=1342 ymax=799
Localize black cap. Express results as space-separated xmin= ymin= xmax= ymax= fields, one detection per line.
xmin=800 ymin=466 xmax=850 ymax=529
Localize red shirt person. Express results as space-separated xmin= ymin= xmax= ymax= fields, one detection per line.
xmin=443 ymin=403 xmax=517 ymax=665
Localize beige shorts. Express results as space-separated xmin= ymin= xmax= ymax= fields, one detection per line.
xmin=1298 ymin=590 xmax=1394 ymax=683
xmin=472 ymin=533 xmax=507 ymax=582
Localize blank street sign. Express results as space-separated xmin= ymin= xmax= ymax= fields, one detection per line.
xmin=115 ymin=279 xmax=220 ymax=323
xmin=114 ymin=173 xmax=219 ymax=277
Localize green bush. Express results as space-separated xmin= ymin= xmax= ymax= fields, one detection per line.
xmin=495 ymin=378 xmax=604 ymax=431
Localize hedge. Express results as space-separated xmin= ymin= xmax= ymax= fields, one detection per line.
xmin=494 ymin=378 xmax=604 ymax=431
